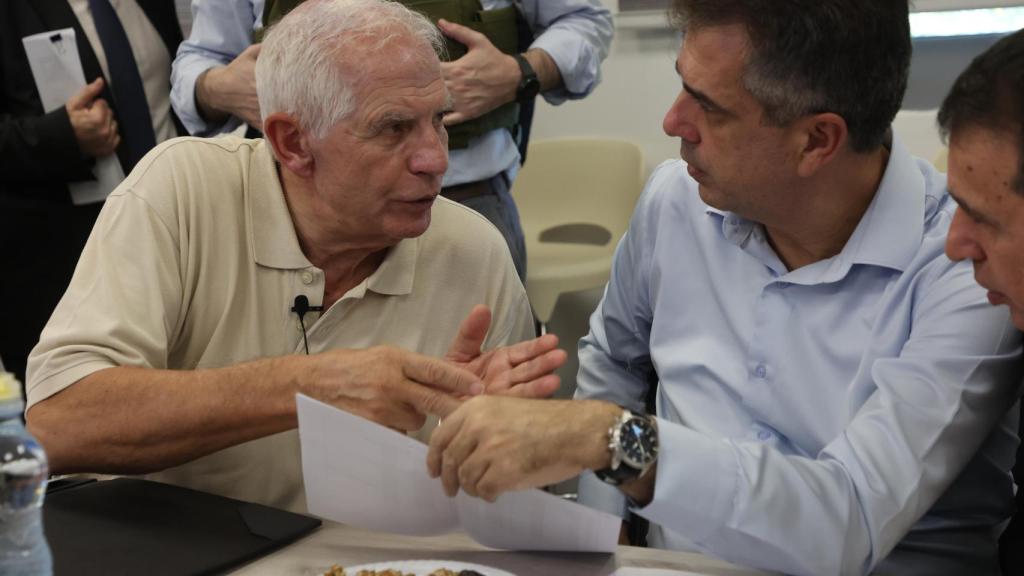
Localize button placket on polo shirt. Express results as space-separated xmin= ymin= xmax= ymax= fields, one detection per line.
xmin=293 ymin=268 xmax=325 ymax=340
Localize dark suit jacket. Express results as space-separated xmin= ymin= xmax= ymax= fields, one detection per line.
xmin=0 ymin=0 xmax=184 ymax=383
xmin=0 ymin=0 xmax=184 ymax=205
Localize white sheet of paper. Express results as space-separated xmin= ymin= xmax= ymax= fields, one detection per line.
xmin=297 ymin=393 xmax=619 ymax=552
xmin=21 ymin=28 xmax=124 ymax=205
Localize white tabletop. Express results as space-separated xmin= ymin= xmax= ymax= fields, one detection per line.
xmin=229 ymin=521 xmax=775 ymax=576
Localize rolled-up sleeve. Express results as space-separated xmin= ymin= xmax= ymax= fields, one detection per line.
xmin=170 ymin=0 xmax=260 ymax=135
xmin=519 ymin=0 xmax=613 ymax=104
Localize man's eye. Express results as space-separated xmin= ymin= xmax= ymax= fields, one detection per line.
xmin=388 ymin=122 xmax=410 ymax=135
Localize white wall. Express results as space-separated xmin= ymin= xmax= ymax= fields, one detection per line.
xmin=529 ymin=4 xmax=1010 ymax=175
xmin=531 ymin=4 xmax=683 ymax=176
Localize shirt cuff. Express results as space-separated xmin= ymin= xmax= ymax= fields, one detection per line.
xmin=529 ymin=31 xmax=601 ymax=104
xmin=577 ymin=471 xmax=630 ymax=518
xmin=170 ymin=61 xmax=240 ymax=136
xmin=631 ymin=418 xmax=739 ymax=544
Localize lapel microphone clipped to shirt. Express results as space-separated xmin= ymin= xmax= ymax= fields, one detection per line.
xmin=291 ymin=295 xmax=324 ymax=354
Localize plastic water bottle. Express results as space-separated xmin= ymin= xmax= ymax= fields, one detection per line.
xmin=0 ymin=372 xmax=52 ymax=575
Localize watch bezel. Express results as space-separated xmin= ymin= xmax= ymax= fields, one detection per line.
xmin=616 ymin=413 xmax=659 ymax=470
xmin=595 ymin=410 xmax=659 ymax=486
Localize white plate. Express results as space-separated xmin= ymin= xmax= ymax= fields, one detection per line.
xmin=610 ymin=565 xmax=708 ymax=569
xmin=338 ymin=560 xmax=516 ymax=576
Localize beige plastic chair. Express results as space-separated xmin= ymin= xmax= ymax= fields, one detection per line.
xmin=511 ymin=138 xmax=646 ymax=329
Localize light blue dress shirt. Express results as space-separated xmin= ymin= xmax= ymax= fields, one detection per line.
xmin=169 ymin=0 xmax=612 ymax=186
xmin=576 ymin=135 xmax=1023 ymax=576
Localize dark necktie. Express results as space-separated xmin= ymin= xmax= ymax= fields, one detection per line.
xmin=88 ymin=0 xmax=156 ymax=170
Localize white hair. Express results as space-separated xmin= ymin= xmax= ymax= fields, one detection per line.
xmin=255 ymin=0 xmax=445 ymax=139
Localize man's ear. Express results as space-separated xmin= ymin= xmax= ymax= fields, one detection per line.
xmin=263 ymin=112 xmax=315 ymax=177
xmin=795 ymin=112 xmax=847 ymax=178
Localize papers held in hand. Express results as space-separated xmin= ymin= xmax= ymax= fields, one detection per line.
xmin=296 ymin=394 xmax=619 ymax=553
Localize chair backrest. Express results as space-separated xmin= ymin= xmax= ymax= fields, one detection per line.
xmin=511 ymin=138 xmax=645 ymax=246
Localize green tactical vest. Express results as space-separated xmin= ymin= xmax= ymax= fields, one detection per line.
xmin=254 ymin=0 xmax=520 ymax=149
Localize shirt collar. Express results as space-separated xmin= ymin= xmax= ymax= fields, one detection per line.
xmin=838 ymin=132 xmax=925 ymax=273
xmin=247 ymin=141 xmax=313 ymax=270
xmin=365 ymin=236 xmax=418 ymax=296
xmin=246 ymin=140 xmax=418 ymax=296
xmin=704 ymin=132 xmax=926 ymax=281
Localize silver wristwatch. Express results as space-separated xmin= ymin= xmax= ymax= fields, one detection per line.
xmin=594 ymin=409 xmax=659 ymax=486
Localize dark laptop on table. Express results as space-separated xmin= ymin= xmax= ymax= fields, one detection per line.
xmin=43 ymin=477 xmax=321 ymax=575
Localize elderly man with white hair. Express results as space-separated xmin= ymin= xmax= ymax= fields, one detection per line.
xmin=23 ymin=0 xmax=563 ymax=512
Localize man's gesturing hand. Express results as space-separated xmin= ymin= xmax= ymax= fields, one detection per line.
xmin=301 ymin=346 xmax=483 ymax=433
xmin=446 ymin=305 xmax=565 ymax=398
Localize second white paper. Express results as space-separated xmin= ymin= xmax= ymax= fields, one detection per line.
xmin=21 ymin=28 xmax=124 ymax=205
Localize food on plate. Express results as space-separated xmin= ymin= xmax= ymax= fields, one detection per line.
xmin=322 ymin=565 xmax=485 ymax=576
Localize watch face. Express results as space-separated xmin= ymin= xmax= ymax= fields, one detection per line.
xmin=519 ymin=77 xmax=540 ymax=101
xmin=620 ymin=417 xmax=658 ymax=469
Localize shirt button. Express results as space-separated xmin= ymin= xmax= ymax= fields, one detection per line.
xmin=301 ymin=271 xmax=314 ymax=285
xmin=754 ymin=364 xmax=767 ymax=378
xmin=757 ymin=430 xmax=773 ymax=441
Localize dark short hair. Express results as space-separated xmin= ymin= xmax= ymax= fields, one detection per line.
xmin=669 ymin=0 xmax=911 ymax=153
xmin=938 ymin=28 xmax=1024 ymax=193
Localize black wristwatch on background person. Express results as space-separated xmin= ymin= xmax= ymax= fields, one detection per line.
xmin=595 ymin=409 xmax=660 ymax=486
xmin=512 ymin=53 xmax=540 ymax=102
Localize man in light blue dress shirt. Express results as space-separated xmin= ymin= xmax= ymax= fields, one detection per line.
xmin=424 ymin=2 xmax=1024 ymax=575
xmin=169 ymin=0 xmax=613 ymax=280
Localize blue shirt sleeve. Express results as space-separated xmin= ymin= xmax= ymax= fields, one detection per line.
xmin=516 ymin=0 xmax=613 ymax=105
xmin=574 ymin=164 xmax=668 ymax=519
xmin=636 ymin=261 xmax=1022 ymax=575
xmin=170 ymin=0 xmax=262 ymax=135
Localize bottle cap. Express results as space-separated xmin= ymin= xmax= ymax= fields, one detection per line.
xmin=0 ymin=372 xmax=25 ymax=416
xmin=0 ymin=372 xmax=22 ymax=401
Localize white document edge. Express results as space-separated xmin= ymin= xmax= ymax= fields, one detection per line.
xmin=297 ymin=393 xmax=619 ymax=552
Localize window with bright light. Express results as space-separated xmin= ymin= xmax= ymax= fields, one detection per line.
xmin=616 ymin=1 xmax=1024 ymax=38
xmin=910 ymin=8 xmax=1024 ymax=37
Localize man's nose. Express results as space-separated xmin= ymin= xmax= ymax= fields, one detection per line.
xmin=663 ymin=91 xmax=701 ymax=144
xmin=945 ymin=208 xmax=984 ymax=263
xmin=411 ymin=125 xmax=449 ymax=176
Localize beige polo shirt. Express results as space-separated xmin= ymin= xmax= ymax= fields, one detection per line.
xmin=27 ymin=136 xmax=534 ymax=512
